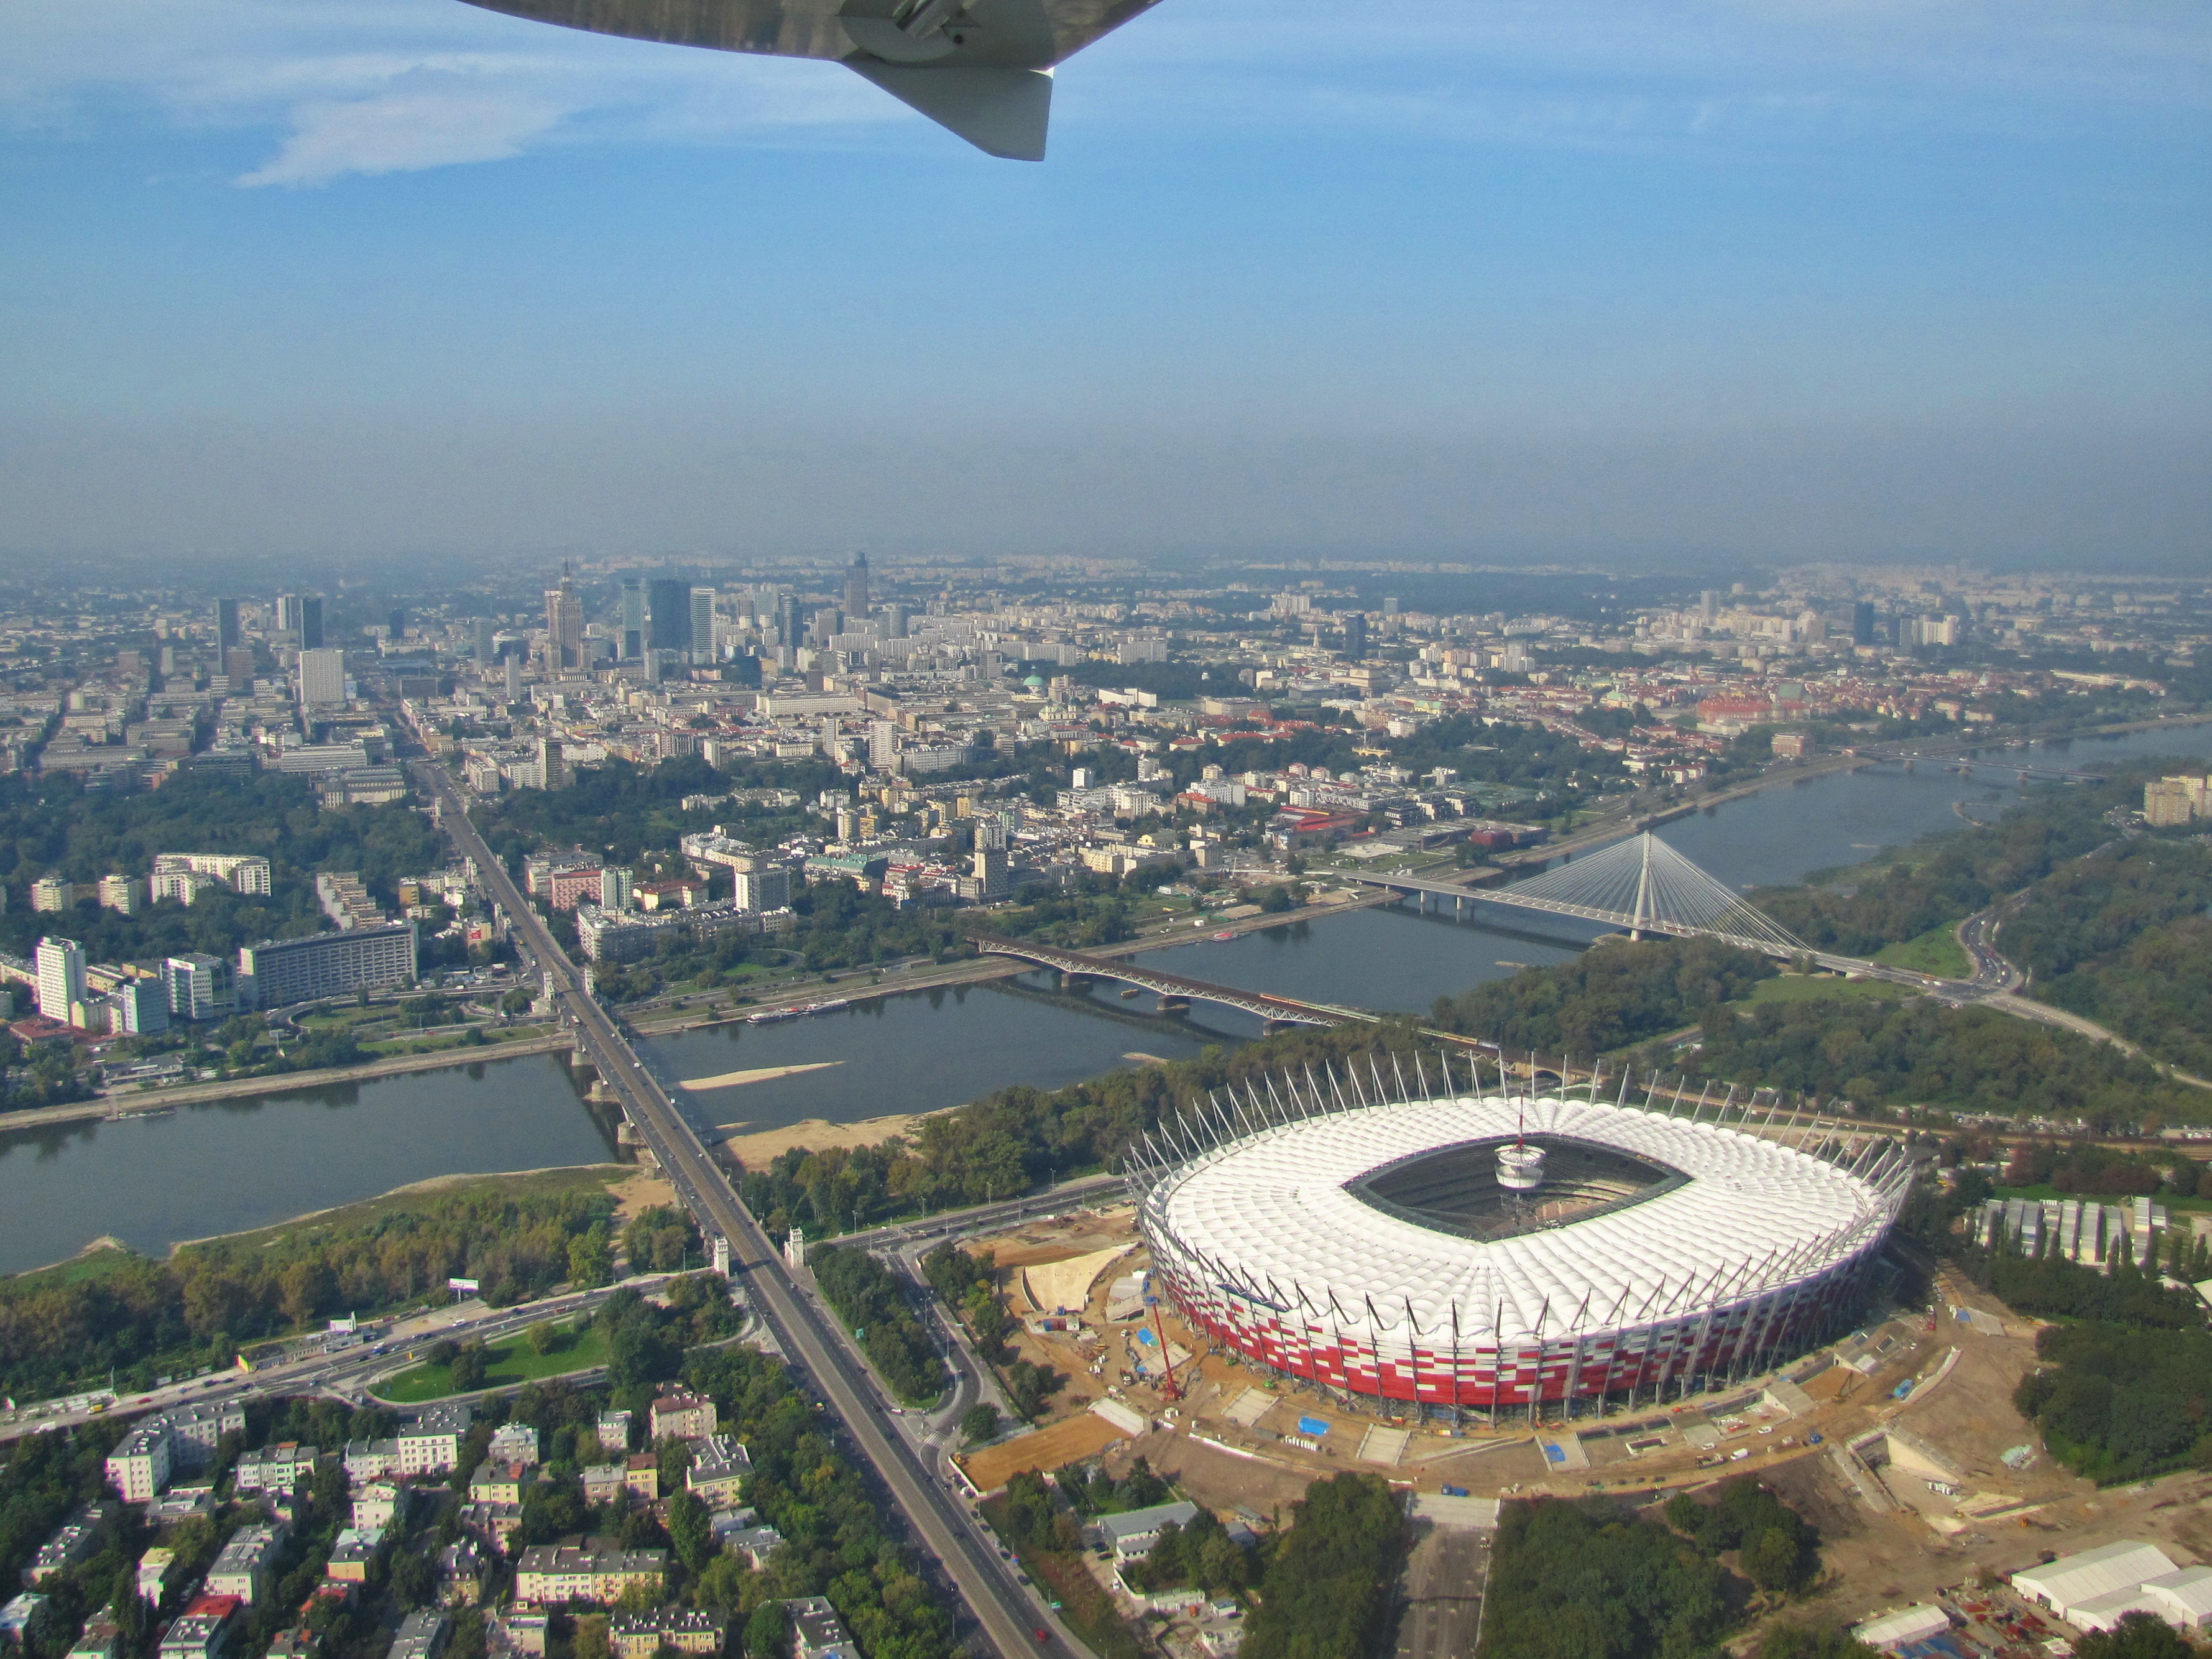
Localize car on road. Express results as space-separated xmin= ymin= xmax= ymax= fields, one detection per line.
xmin=1033 ymin=1632 xmax=1051 ymax=1645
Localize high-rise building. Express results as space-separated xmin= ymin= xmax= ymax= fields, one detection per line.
xmin=774 ymin=593 xmax=800 ymax=649
xmin=111 ymin=977 xmax=168 ymax=1037
xmin=972 ymin=844 xmax=1010 ymax=901
xmin=843 ymin=552 xmax=870 ymax=621
xmin=1341 ymin=612 xmax=1368 ymax=660
xmin=619 ymin=578 xmax=645 ymax=661
xmin=299 ymin=596 xmax=325 ymax=650
xmin=732 ymin=865 xmax=791 ymax=912
xmin=538 ymin=737 xmax=566 ymax=792
xmin=648 ymin=579 xmax=691 ymax=654
xmin=689 ymin=588 xmax=717 ymax=666
xmin=215 ymin=598 xmax=241 ymax=654
xmin=505 ymin=653 xmax=523 ymax=702
xmin=225 ymin=647 xmax=256 ymax=685
xmin=1851 ymin=602 xmax=1877 ymax=647
xmin=239 ymin=922 xmax=417 ymax=1007
xmin=545 ymin=572 xmax=584 ymax=670
xmin=162 ymin=953 xmax=236 ymax=1022
xmin=298 ymin=647 xmax=348 ymax=709
xmin=885 ymin=603 xmax=909 ymax=640
xmin=472 ymin=617 xmax=497 ymax=662
xmin=387 ymin=607 xmax=406 ymax=640
xmin=275 ymin=593 xmax=302 ymax=639
xmin=35 ymin=936 xmax=85 ymax=1024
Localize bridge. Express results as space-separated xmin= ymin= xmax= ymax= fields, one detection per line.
xmin=1338 ymin=833 xmax=1815 ymax=961
xmin=970 ymin=935 xmax=1360 ymax=1028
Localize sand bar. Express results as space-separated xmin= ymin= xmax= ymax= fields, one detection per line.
xmin=678 ymin=1061 xmax=843 ymax=1093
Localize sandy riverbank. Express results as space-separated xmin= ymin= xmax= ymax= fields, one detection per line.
xmin=713 ymin=1109 xmax=962 ymax=1166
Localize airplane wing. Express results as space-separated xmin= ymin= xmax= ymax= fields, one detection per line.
xmin=456 ymin=0 xmax=1166 ymax=159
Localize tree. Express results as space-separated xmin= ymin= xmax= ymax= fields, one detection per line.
xmin=744 ymin=1604 xmax=787 ymax=1659
xmin=573 ymin=1617 xmax=611 ymax=1659
xmin=427 ymin=1339 xmax=461 ymax=1369
xmin=449 ymin=1342 xmax=490 ymax=1392
xmin=1756 ymin=1629 xmax=1882 ymax=1659
xmin=2073 ymin=1615 xmax=2197 ymax=1659
xmin=665 ymin=1490 xmax=716 ymax=1573
xmin=569 ymin=1225 xmax=614 ymax=1288
xmin=525 ymin=1321 xmax=560 ymax=1356
xmin=1743 ymin=1527 xmax=1809 ymax=1594
xmin=961 ymin=1404 xmax=1002 ymax=1446
xmin=390 ymin=1551 xmax=437 ymax=1609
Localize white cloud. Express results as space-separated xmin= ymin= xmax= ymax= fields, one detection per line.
xmin=236 ymin=85 xmax=567 ymax=185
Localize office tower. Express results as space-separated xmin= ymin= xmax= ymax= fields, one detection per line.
xmin=298 ymin=647 xmax=347 ymax=708
xmin=619 ymin=578 xmax=645 ymax=660
xmin=643 ymin=578 xmax=688 ymax=653
xmin=504 ymin=652 xmax=523 ymax=703
xmin=538 ymin=737 xmax=566 ymax=792
xmin=844 ymin=552 xmax=870 ymax=621
xmin=472 ymin=617 xmax=496 ymax=662
xmin=1382 ymin=596 xmax=1401 ymax=618
xmin=1852 ymin=602 xmax=1877 ymax=647
xmin=162 ymin=954 xmax=236 ymax=1022
xmin=35 ymin=936 xmax=86 ymax=1023
xmin=689 ymin=587 xmax=717 ymax=666
xmin=225 ymin=647 xmax=256 ymax=685
xmin=733 ymin=864 xmax=791 ymax=912
xmin=972 ymin=844 xmax=1009 ymax=901
xmin=813 ymin=607 xmax=843 ymax=645
xmin=299 ymin=596 xmax=325 ymax=650
xmin=545 ymin=571 xmax=584 ymax=670
xmin=111 ymin=977 xmax=168 ymax=1036
xmin=774 ymin=592 xmax=800 ymax=648
xmin=1342 ymin=612 xmax=1368 ymax=659
xmin=388 ymin=606 xmax=406 ymax=639
xmin=885 ymin=603 xmax=909 ymax=640
xmin=275 ymin=593 xmax=302 ymax=639
xmin=215 ymin=598 xmax=241 ymax=654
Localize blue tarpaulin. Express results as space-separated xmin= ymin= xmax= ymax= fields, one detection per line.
xmin=1296 ymin=1416 xmax=1330 ymax=1437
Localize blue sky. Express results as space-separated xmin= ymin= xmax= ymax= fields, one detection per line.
xmin=2 ymin=0 xmax=2206 ymax=568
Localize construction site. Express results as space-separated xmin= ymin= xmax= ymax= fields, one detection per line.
xmin=941 ymin=1203 xmax=2212 ymax=1659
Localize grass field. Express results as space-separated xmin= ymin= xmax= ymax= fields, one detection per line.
xmin=1743 ymin=975 xmax=1911 ymax=1007
xmin=1874 ymin=922 xmax=1973 ymax=979
xmin=181 ymin=1165 xmax=629 ymax=1256
xmin=375 ymin=1320 xmax=610 ymax=1403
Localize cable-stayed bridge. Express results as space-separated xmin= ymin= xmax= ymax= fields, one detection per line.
xmin=1339 ymin=833 xmax=1815 ymax=960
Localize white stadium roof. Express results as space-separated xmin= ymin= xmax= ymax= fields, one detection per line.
xmin=1143 ymin=1093 xmax=1900 ymax=1346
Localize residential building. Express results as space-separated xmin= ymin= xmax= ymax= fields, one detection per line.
xmin=96 ymin=874 xmax=142 ymax=915
xmin=386 ymin=1609 xmax=448 ymax=1659
xmin=239 ymin=921 xmax=416 ymax=1007
xmin=732 ymin=865 xmax=790 ymax=913
xmin=153 ymin=854 xmax=274 ymax=897
xmin=435 ymin=1542 xmax=484 ymax=1607
xmin=467 ymin=1465 xmax=528 ymax=1507
xmin=343 ymin=1440 xmax=400 ymax=1483
xmin=397 ymin=1405 xmax=472 ymax=1476
xmin=35 ymin=936 xmax=85 ymax=1023
xmin=546 ymin=867 xmax=604 ymax=912
xmin=206 ymin=1525 xmax=285 ymax=1604
xmin=720 ymin=1528 xmax=783 ymax=1571
xmin=456 ymin=1504 xmax=523 ymax=1552
xmin=684 ymin=1439 xmax=751 ymax=1507
xmin=323 ymin=1530 xmax=384 ymax=1584
xmin=25 ymin=1506 xmax=115 ymax=1584
xmin=67 ymin=1616 xmax=120 ymax=1659
xmin=351 ymin=1484 xmax=408 ymax=1532
xmin=783 ymin=1598 xmax=853 ymax=1659
xmin=157 ymin=1614 xmax=231 ymax=1659
xmin=136 ymin=1549 xmax=178 ymax=1606
xmin=511 ymin=1538 xmax=665 ymax=1606
xmin=30 ymin=877 xmax=73 ymax=912
xmin=648 ymin=1389 xmax=717 ymax=1443
xmin=106 ymin=1421 xmax=174 ymax=1502
xmin=594 ymin=1411 xmax=632 ymax=1454
xmin=623 ymin=1455 xmax=660 ymax=1502
xmin=610 ymin=1610 xmax=726 ymax=1659
xmin=160 ymin=1401 xmax=243 ymax=1473
xmin=161 ymin=954 xmax=236 ymax=1022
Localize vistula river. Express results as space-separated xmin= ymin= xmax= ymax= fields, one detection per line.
xmin=6 ymin=723 xmax=2210 ymax=1275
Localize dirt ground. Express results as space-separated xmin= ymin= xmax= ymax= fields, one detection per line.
xmin=961 ymin=1412 xmax=1130 ymax=1492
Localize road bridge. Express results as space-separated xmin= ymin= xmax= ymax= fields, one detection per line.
xmin=971 ymin=933 xmax=1359 ymax=1028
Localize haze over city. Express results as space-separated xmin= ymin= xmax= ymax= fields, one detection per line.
xmin=4 ymin=0 xmax=2207 ymax=566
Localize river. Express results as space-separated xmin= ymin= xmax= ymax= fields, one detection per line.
xmin=6 ymin=721 xmax=2208 ymax=1273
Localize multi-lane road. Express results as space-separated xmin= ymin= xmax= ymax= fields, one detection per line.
xmin=411 ymin=756 xmax=1067 ymax=1659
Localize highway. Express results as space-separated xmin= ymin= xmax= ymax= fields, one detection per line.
xmin=411 ymin=757 xmax=1063 ymax=1659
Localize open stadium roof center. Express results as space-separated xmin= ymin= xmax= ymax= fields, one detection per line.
xmin=1127 ymin=1061 xmax=1913 ymax=1415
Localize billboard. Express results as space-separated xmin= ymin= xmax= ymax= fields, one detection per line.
xmin=448 ymin=1277 xmax=481 ymax=1293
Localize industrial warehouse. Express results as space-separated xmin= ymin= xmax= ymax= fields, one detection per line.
xmin=1126 ymin=1060 xmax=1916 ymax=1418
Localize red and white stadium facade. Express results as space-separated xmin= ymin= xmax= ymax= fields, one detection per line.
xmin=1126 ymin=1060 xmax=1912 ymax=1413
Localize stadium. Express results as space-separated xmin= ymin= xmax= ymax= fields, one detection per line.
xmin=1126 ymin=1058 xmax=1913 ymax=1418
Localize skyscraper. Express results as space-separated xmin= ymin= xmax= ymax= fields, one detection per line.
xmin=505 ymin=652 xmax=523 ymax=702
xmin=619 ymin=578 xmax=645 ymax=660
xmin=275 ymin=593 xmax=302 ymax=639
xmin=545 ymin=571 xmax=584 ymax=670
xmin=1851 ymin=602 xmax=1877 ymax=647
xmin=472 ymin=617 xmax=497 ymax=662
xmin=885 ymin=603 xmax=910 ymax=640
xmin=774 ymin=593 xmax=800 ymax=649
xmin=35 ymin=936 xmax=85 ymax=1024
xmin=387 ymin=606 xmax=406 ymax=640
xmin=689 ymin=588 xmax=717 ymax=666
xmin=215 ymin=598 xmax=241 ymax=654
xmin=844 ymin=552 xmax=870 ymax=621
xmin=299 ymin=596 xmax=325 ymax=650
xmin=1341 ymin=612 xmax=1368 ymax=660
xmin=647 ymin=578 xmax=691 ymax=653
xmin=298 ymin=647 xmax=347 ymax=708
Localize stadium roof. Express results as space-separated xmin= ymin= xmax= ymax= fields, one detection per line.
xmin=1142 ymin=1093 xmax=1902 ymax=1346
